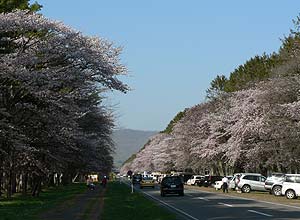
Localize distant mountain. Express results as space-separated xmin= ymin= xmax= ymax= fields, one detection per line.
xmin=112 ymin=129 xmax=157 ymax=168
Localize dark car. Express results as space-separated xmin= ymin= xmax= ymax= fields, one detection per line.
xmin=160 ymin=176 xmax=184 ymax=197
xmin=197 ymin=175 xmax=223 ymax=187
xmin=132 ymin=174 xmax=142 ymax=184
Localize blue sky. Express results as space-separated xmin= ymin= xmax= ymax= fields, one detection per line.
xmin=35 ymin=0 xmax=300 ymax=131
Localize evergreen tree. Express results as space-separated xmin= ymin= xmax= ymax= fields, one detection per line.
xmin=206 ymin=75 xmax=228 ymax=100
xmin=0 ymin=0 xmax=42 ymax=13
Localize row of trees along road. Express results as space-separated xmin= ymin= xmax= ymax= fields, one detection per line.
xmin=121 ymin=16 xmax=300 ymax=177
xmin=0 ymin=1 xmax=128 ymax=198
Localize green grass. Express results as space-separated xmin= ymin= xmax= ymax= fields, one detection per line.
xmin=102 ymin=182 xmax=176 ymax=220
xmin=0 ymin=183 xmax=86 ymax=220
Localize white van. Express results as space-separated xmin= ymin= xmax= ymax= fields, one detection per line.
xmin=186 ymin=175 xmax=204 ymax=185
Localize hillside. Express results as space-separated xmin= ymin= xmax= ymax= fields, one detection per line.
xmin=112 ymin=129 xmax=157 ymax=168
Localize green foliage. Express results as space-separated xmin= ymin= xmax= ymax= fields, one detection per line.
xmin=0 ymin=1 xmax=43 ymax=55
xmin=0 ymin=0 xmax=42 ymax=13
xmin=122 ymin=139 xmax=152 ymax=167
xmin=206 ymin=53 xmax=281 ymax=100
xmin=206 ymin=16 xmax=300 ymax=99
xmin=161 ymin=110 xmax=186 ymax=134
xmin=225 ymin=53 xmax=280 ymax=92
xmin=102 ymin=182 xmax=175 ymax=220
xmin=122 ymin=153 xmax=137 ymax=166
xmin=278 ymin=15 xmax=300 ymax=66
xmin=206 ymin=75 xmax=228 ymax=100
xmin=138 ymin=139 xmax=151 ymax=152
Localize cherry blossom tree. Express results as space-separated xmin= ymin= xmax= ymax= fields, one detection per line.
xmin=122 ymin=76 xmax=300 ymax=176
xmin=0 ymin=10 xmax=128 ymax=197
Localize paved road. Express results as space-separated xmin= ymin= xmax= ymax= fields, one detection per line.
xmin=134 ymin=184 xmax=300 ymax=220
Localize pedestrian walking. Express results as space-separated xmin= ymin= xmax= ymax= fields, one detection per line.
xmin=86 ymin=177 xmax=95 ymax=190
xmin=102 ymin=176 xmax=107 ymax=188
xmin=222 ymin=176 xmax=229 ymax=193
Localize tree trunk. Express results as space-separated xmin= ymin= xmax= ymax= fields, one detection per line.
xmin=11 ymin=172 xmax=16 ymax=194
xmin=48 ymin=173 xmax=55 ymax=187
xmin=36 ymin=179 xmax=42 ymax=197
xmin=0 ymin=171 xmax=2 ymax=198
xmin=61 ymin=172 xmax=70 ymax=186
xmin=6 ymin=170 xmax=12 ymax=199
xmin=32 ymin=175 xmax=42 ymax=197
xmin=22 ymin=173 xmax=28 ymax=196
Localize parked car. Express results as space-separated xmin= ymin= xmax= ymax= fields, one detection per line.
xmin=132 ymin=174 xmax=142 ymax=184
xmin=197 ymin=175 xmax=223 ymax=187
xmin=160 ymin=176 xmax=184 ymax=197
xmin=140 ymin=176 xmax=155 ymax=189
xmin=214 ymin=181 xmax=223 ymax=190
xmin=214 ymin=176 xmax=233 ymax=190
xmin=186 ymin=175 xmax=204 ymax=185
xmin=237 ymin=173 xmax=267 ymax=193
xmin=264 ymin=173 xmax=285 ymax=196
xmin=281 ymin=174 xmax=300 ymax=199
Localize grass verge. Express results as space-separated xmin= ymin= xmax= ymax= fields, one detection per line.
xmin=102 ymin=182 xmax=176 ymax=220
xmin=0 ymin=183 xmax=86 ymax=220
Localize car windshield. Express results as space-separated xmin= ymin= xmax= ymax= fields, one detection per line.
xmin=269 ymin=173 xmax=284 ymax=178
xmin=274 ymin=174 xmax=284 ymax=177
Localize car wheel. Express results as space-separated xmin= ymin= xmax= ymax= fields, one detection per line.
xmin=140 ymin=186 xmax=143 ymax=189
xmin=179 ymin=191 xmax=184 ymax=196
xmin=272 ymin=185 xmax=282 ymax=196
xmin=286 ymin=189 xmax=296 ymax=199
xmin=241 ymin=185 xmax=251 ymax=193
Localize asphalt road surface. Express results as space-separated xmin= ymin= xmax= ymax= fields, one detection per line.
xmin=134 ymin=184 xmax=300 ymax=220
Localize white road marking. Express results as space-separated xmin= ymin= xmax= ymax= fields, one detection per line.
xmin=248 ymin=209 xmax=273 ymax=217
xmin=218 ymin=202 xmax=233 ymax=207
xmin=124 ymin=184 xmax=277 ymax=219
xmin=142 ymin=191 xmax=200 ymax=220
xmin=192 ymin=197 xmax=210 ymax=201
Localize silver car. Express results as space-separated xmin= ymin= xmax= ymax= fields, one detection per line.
xmin=237 ymin=173 xmax=267 ymax=193
xmin=264 ymin=173 xmax=285 ymax=196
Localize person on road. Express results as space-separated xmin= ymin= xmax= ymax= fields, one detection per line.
xmin=86 ymin=177 xmax=91 ymax=188
xmin=102 ymin=176 xmax=107 ymax=188
xmin=86 ymin=177 xmax=95 ymax=190
xmin=222 ymin=176 xmax=229 ymax=193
